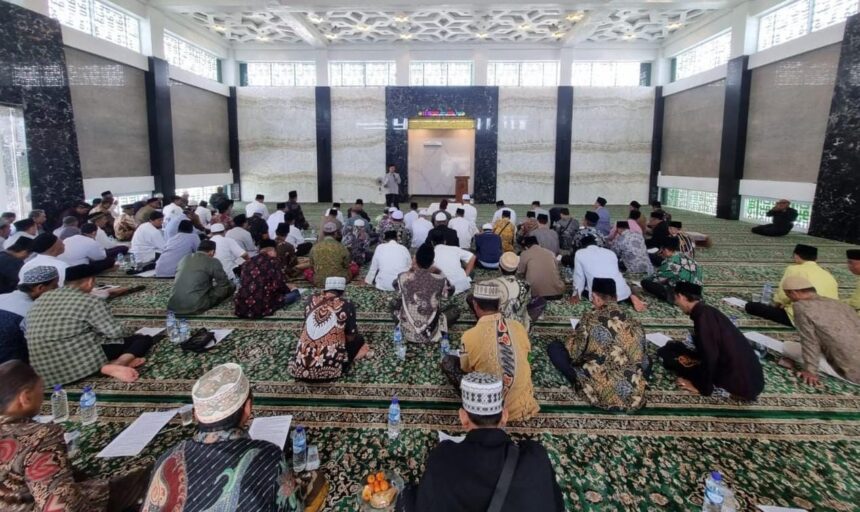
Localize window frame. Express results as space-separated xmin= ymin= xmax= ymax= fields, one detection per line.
xmin=409 ymin=61 xmax=474 ymax=86
xmin=570 ymin=61 xmax=642 ymax=87
xmin=48 ymin=0 xmax=142 ymax=53
xmin=757 ymin=0 xmax=859 ymax=51
xmin=328 ymin=61 xmax=397 ymax=87
xmin=244 ymin=61 xmax=318 ymax=87
xmin=486 ymin=61 xmax=560 ymax=87
xmin=671 ymin=30 xmax=732 ymax=81
xmin=163 ymin=31 xmax=221 ymax=82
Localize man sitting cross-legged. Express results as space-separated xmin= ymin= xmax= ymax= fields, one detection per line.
xmin=288 ymin=277 xmax=371 ymax=382
xmin=305 ymin=222 xmax=358 ymax=288
xmin=397 ymin=372 xmax=564 ymax=512
xmin=547 ymin=278 xmax=649 ymax=412
xmin=234 ymin=239 xmax=302 ymax=319
xmin=27 ymin=264 xmax=158 ymax=384
xmin=470 ymin=252 xmax=541 ymax=332
xmin=570 ymin=235 xmax=647 ymax=312
xmin=657 ymin=282 xmax=764 ymax=401
xmin=366 ymin=230 xmax=411 ymax=291
xmin=167 ymin=240 xmax=236 ymax=315
xmin=640 ymin=237 xmax=703 ymax=304
xmin=0 ymin=266 xmax=58 ymax=365
xmin=441 ymin=282 xmax=540 ymax=422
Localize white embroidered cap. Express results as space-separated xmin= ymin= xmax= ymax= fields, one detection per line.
xmin=461 ymin=372 xmax=504 ymax=416
xmin=191 ymin=363 xmax=250 ymax=423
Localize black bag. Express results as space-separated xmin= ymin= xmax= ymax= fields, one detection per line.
xmin=179 ymin=328 xmax=216 ymax=353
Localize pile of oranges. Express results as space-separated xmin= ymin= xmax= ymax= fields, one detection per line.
xmin=361 ymin=471 xmax=395 ymax=505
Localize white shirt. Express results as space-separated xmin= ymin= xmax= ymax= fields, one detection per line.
xmin=573 ymin=245 xmax=632 ymax=301
xmin=226 ymin=227 xmax=257 ymax=257
xmin=19 ymin=254 xmax=69 ymax=287
xmin=433 ymin=245 xmax=474 ymax=294
xmin=267 ymin=210 xmax=286 ymax=240
xmin=3 ymin=232 xmax=34 ymax=250
xmin=462 ymin=203 xmax=478 ymax=225
xmin=95 ymin=227 xmax=117 ymax=249
xmin=403 ymin=210 xmax=419 ymax=230
xmin=410 ymin=218 xmax=433 ymax=248
xmin=492 ymin=208 xmax=517 ymax=226
xmin=286 ymin=225 xmax=304 ymax=249
xmin=448 ymin=217 xmax=478 ymax=250
xmin=212 ymin=234 xmax=246 ymax=276
xmin=195 ymin=206 xmax=212 ymax=227
xmin=130 ymin=222 xmax=166 ymax=263
xmin=245 ymin=200 xmax=269 ymax=220
xmin=0 ymin=290 xmax=34 ymax=317
xmin=58 ymin=235 xmax=107 ymax=266
xmin=162 ymin=203 xmax=184 ymax=220
xmin=365 ymin=240 xmax=412 ymax=291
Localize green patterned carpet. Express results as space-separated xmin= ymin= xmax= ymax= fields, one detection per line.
xmin=59 ymin=204 xmax=860 ymax=510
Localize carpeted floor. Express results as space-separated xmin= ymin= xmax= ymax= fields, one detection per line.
xmin=57 ymin=204 xmax=860 ymax=510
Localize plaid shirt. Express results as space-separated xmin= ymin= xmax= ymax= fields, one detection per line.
xmin=654 ymin=252 xmax=703 ymax=286
xmin=27 ymin=287 xmax=123 ymax=386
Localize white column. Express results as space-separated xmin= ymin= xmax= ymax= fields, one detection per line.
xmin=728 ymin=2 xmax=754 ymax=58
xmin=653 ymin=49 xmax=672 ymax=86
xmin=395 ymin=48 xmax=410 ymax=85
xmin=315 ymin=49 xmax=328 ymax=86
xmin=142 ymin=7 xmax=165 ymax=59
xmin=473 ymin=48 xmax=488 ymax=85
xmin=222 ymin=51 xmax=237 ymax=86
xmin=10 ymin=0 xmax=50 ymax=16
xmin=559 ymin=47 xmax=574 ymax=86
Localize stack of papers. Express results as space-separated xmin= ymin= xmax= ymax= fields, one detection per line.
xmin=645 ymin=332 xmax=673 ymax=348
xmin=130 ymin=269 xmax=157 ymax=278
xmin=248 ymin=415 xmax=293 ymax=449
xmin=757 ymin=506 xmax=807 ymax=512
xmin=722 ymin=297 xmax=748 ymax=308
xmin=744 ymin=331 xmax=845 ymax=380
xmin=136 ymin=327 xmax=165 ymax=337
xmin=438 ymin=431 xmax=466 ymax=443
xmin=97 ymin=409 xmax=177 ymax=457
xmin=569 ymin=318 xmax=580 ymax=329
xmin=205 ymin=329 xmax=233 ymax=349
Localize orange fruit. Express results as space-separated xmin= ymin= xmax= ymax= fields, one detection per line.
xmin=376 ymin=471 xmax=385 ymax=482
xmin=362 ymin=485 xmax=372 ymax=501
xmin=367 ymin=474 xmax=376 ymax=484
xmin=380 ymin=480 xmax=390 ymax=491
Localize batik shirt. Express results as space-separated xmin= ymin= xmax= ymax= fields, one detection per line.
xmin=288 ymin=293 xmax=358 ymax=381
xmin=571 ymin=226 xmax=607 ymax=251
xmin=0 ymin=415 xmax=109 ymax=512
xmin=565 ymin=303 xmax=649 ymax=412
xmin=113 ymin=213 xmax=137 ymax=242
xmin=341 ymin=226 xmax=371 ymax=265
xmin=516 ymin=218 xmax=539 ymax=244
xmin=234 ymin=254 xmax=289 ymax=318
xmin=484 ymin=275 xmax=532 ymax=332
xmin=612 ymin=231 xmax=654 ymax=274
xmin=492 ymin=219 xmax=516 ymax=253
xmin=673 ymin=232 xmax=696 ymax=258
xmin=142 ymin=428 xmax=300 ymax=512
xmin=554 ymin=218 xmax=579 ymax=251
xmin=274 ymin=237 xmax=299 ymax=278
xmin=653 ymin=252 xmax=703 ymax=286
xmin=393 ymin=269 xmax=451 ymax=344
xmin=386 ymin=223 xmax=411 ymax=248
xmin=308 ymin=237 xmax=351 ymax=288
xmin=210 ymin=212 xmax=235 ymax=232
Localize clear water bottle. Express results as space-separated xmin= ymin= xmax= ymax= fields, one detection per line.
xmin=702 ymin=471 xmax=726 ymax=512
xmin=440 ymin=333 xmax=450 ymax=360
xmin=761 ymin=283 xmax=773 ymax=304
xmin=51 ymin=385 xmax=69 ymax=423
xmin=179 ymin=319 xmax=190 ymax=342
xmin=393 ymin=325 xmax=406 ymax=361
xmin=79 ymin=386 xmax=98 ymax=425
xmin=292 ymin=425 xmax=307 ymax=472
xmin=166 ymin=311 xmax=177 ymax=342
xmin=387 ymin=397 xmax=401 ymax=440
xmin=116 ymin=253 xmax=125 ymax=270
xmin=128 ymin=253 xmax=137 ymax=270
xmin=729 ymin=316 xmax=739 ymax=328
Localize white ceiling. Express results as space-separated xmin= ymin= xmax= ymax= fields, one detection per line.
xmin=153 ymin=1 xmax=742 ymax=47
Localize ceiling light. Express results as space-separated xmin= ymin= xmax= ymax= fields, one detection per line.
xmin=518 ymin=23 xmax=531 ymax=31
xmin=325 ymin=33 xmax=337 ymax=39
xmin=667 ymin=22 xmax=683 ymax=30
xmin=399 ymin=33 xmax=413 ymax=39
xmin=307 ymin=14 xmax=323 ymax=24
xmin=394 ymin=14 xmax=409 ymax=23
xmin=356 ymin=24 xmax=371 ymax=32
xmin=623 ymin=33 xmax=635 ymax=40
xmin=566 ymin=12 xmax=584 ymax=22
xmin=553 ymin=31 xmax=565 ymax=38
xmin=212 ymin=24 xmax=225 ymax=32
xmin=475 ymin=32 xmax=489 ymax=39
xmin=257 ymin=35 xmax=269 ymax=41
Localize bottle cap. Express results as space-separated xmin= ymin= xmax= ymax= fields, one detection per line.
xmin=710 ymin=471 xmax=722 ymax=481
xmin=392 ymin=396 xmax=399 ymax=404
xmin=53 ymin=384 xmax=62 ymax=391
xmin=296 ymin=425 xmax=304 ymax=433
xmin=83 ymin=385 xmax=92 ymax=392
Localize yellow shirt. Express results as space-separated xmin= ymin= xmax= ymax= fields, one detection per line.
xmin=845 ymin=279 xmax=860 ymax=317
xmin=460 ymin=314 xmax=540 ymax=422
xmin=774 ymin=261 xmax=839 ymax=323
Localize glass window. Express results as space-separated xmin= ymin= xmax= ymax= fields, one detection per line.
xmin=487 ymin=61 xmax=559 ymax=87
xmin=571 ymin=61 xmax=641 ymax=86
xmin=758 ymin=0 xmax=858 ymax=51
xmin=674 ymin=31 xmax=732 ymax=80
xmin=177 ymin=186 xmax=221 ymax=206
xmin=49 ymin=0 xmax=140 ymax=52
xmin=246 ymin=62 xmax=316 ymax=86
xmin=329 ymin=61 xmax=396 ymax=87
xmin=409 ymin=61 xmax=474 ymax=86
xmin=0 ymin=106 xmax=32 ymax=219
xmin=661 ymin=188 xmax=718 ymax=215
xmin=164 ymin=32 xmax=219 ymax=81
xmin=114 ymin=192 xmax=151 ymax=208
xmin=741 ymin=196 xmax=812 ymax=231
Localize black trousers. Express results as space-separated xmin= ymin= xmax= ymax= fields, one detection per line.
xmin=751 ymin=224 xmax=792 ymax=237
xmin=745 ymin=301 xmax=792 ymax=326
xmin=547 ymin=341 xmax=577 ymax=386
xmin=296 ymin=242 xmax=313 ymax=257
xmin=641 ymin=278 xmax=673 ymax=303
xmin=102 ymin=334 xmax=155 ymax=360
xmin=385 ymin=194 xmax=400 ymax=208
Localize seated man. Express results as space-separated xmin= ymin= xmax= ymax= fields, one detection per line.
xmin=553 ymin=208 xmax=579 ymax=252
xmin=547 ymin=278 xmax=648 ymax=412
xmin=52 ymin=216 xmax=80 ymax=240
xmin=571 ymin=236 xmax=646 ymax=311
xmin=273 ymin=223 xmax=301 ymax=279
xmin=533 ymin=213 xmax=559 ymax=256
xmin=227 ymin=214 xmax=259 ymax=257
xmin=492 ymin=209 xmax=516 ymax=253
xmin=245 ymin=193 xmax=269 ymax=219
xmin=391 ymin=243 xmax=459 ymax=344
xmin=430 ymin=231 xmax=476 ymax=295
xmin=89 ymin=212 xmax=128 ymax=259
xmin=640 ymin=237 xmax=703 ymax=303
xmin=745 ymin=244 xmax=838 ymax=327
xmin=669 ymin=221 xmax=696 ymax=258
xmin=143 ymin=363 xmax=307 ymax=511
xmin=306 ymin=222 xmax=358 ymax=287
xmin=441 ymin=283 xmax=540 ymax=422
xmin=3 ymin=219 xmax=36 ymax=250
xmin=518 ymin=236 xmax=564 ymax=300
xmin=848 ymin=249 xmax=860 ymax=315
xmin=0 ymin=237 xmax=32 ymax=293
xmin=387 ymin=209 xmax=411 ymax=248
xmin=288 ymin=277 xmax=370 ymax=381
xmin=210 ymin=223 xmax=249 ymax=279
xmin=366 ymin=230 xmax=411 ymax=291
xmin=751 ymin=199 xmax=798 ymax=237
xmin=492 ymin=200 xmax=517 ymax=225
xmin=572 ymin=211 xmax=608 ymax=253
xmin=234 ymin=240 xmax=301 ymax=318
xmin=168 ymin=241 xmax=235 ymax=315
xmin=645 ymin=211 xmax=671 ymax=265
xmin=515 ymin=211 xmax=539 ymax=246
xmin=113 ymin=203 xmax=137 ymax=241
xmin=0 ymin=267 xmax=58 ymax=364
xmin=27 ymin=264 xmax=157 ymax=384
xmin=0 ymin=361 xmax=150 ymax=511
xmin=155 ymin=219 xmax=200 ymax=278
xmin=593 ymin=196 xmax=611 ymax=236
xmin=777 ymin=276 xmax=860 ymax=386
xmin=58 ymin=223 xmax=113 ymax=272
xmin=448 ymin=208 xmax=477 ymax=250
xmin=19 ymin=233 xmax=68 ymax=287
xmin=342 ymin=218 xmax=372 ymax=266
xmin=658 ymin=282 xmax=764 ymax=401
xmin=398 ymin=372 xmax=564 ymax=512
xmin=410 ymin=209 xmax=433 ymax=249
xmin=474 ymin=223 xmax=502 ymax=269
xmin=474 ymin=252 xmax=541 ymax=332
xmin=428 ymin=212 xmax=460 ymax=247
xmin=130 ymin=210 xmax=165 ymax=264
xmin=611 ymin=221 xmax=653 ymax=274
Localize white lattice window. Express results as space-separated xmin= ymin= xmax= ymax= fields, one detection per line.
xmin=758 ymin=0 xmax=858 ymax=51
xmin=329 ymin=61 xmax=396 ymax=87
xmin=741 ymin=196 xmax=812 ymax=231
xmin=661 ymin=188 xmax=718 ymax=215
xmin=164 ymin=32 xmax=219 ymax=81
xmin=674 ymin=31 xmax=732 ymax=80
xmin=49 ymin=0 xmax=140 ymax=52
xmin=409 ymin=61 xmax=473 ymax=86
xmin=487 ymin=61 xmax=559 ymax=87
xmin=571 ymin=61 xmax=641 ymax=86
xmin=246 ymin=62 xmax=316 ymax=86
xmin=177 ymin=186 xmax=221 ymax=205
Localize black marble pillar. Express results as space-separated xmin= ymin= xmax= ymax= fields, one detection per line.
xmin=809 ymin=14 xmax=860 ymax=243
xmin=315 ymin=86 xmax=333 ymax=203
xmin=649 ymin=86 xmax=664 ymax=203
xmin=554 ymin=86 xmax=573 ymax=205
xmin=228 ymin=86 xmax=240 ymax=187
xmin=385 ymin=87 xmax=498 ymax=203
xmin=144 ymin=57 xmax=175 ymax=197
xmin=716 ymin=56 xmax=751 ymax=220
xmin=0 ymin=2 xmax=83 ymax=227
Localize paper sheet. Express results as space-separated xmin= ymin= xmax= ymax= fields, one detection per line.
xmin=248 ymin=415 xmax=293 ymax=449
xmin=757 ymin=506 xmax=808 ymax=512
xmin=744 ymin=331 xmax=784 ymax=353
xmin=136 ymin=327 xmax=165 ymax=337
xmin=438 ymin=431 xmax=466 ymax=443
xmin=722 ymin=297 xmax=748 ymax=308
xmin=97 ymin=410 xmax=177 ymax=457
xmin=132 ymin=270 xmax=157 ymax=278
xmin=204 ymin=329 xmax=233 ymax=349
xmin=647 ymin=248 xmax=659 ymax=254
xmin=570 ymin=318 xmax=580 ymax=330
xmin=645 ymin=332 xmax=673 ymax=348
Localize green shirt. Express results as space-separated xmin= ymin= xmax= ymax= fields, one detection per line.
xmin=654 ymin=252 xmax=703 ymax=286
xmin=168 ymin=252 xmax=235 ymax=315
xmin=308 ymin=237 xmax=351 ymax=288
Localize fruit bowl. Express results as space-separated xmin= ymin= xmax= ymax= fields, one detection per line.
xmin=355 ymin=469 xmax=405 ymax=511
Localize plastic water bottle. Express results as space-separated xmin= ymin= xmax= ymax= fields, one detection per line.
xmin=116 ymin=253 xmax=125 ymax=270
xmin=292 ymin=425 xmax=307 ymax=472
xmin=393 ymin=325 xmax=406 ymax=361
xmin=761 ymin=283 xmax=773 ymax=304
xmin=50 ymin=385 xmax=69 ymax=423
xmin=166 ymin=311 xmax=178 ymax=342
xmin=702 ymin=471 xmax=726 ymax=512
xmin=128 ymin=253 xmax=137 ymax=270
xmin=79 ymin=386 xmax=98 ymax=425
xmin=440 ymin=333 xmax=450 ymax=360
xmin=729 ymin=316 xmax=739 ymax=328
xmin=387 ymin=397 xmax=401 ymax=440
xmin=178 ymin=319 xmax=190 ymax=342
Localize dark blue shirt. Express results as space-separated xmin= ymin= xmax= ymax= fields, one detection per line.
xmin=0 ymin=252 xmax=23 ymax=294
xmin=474 ymin=233 xmax=502 ymax=264
xmin=0 ymin=310 xmax=27 ymax=364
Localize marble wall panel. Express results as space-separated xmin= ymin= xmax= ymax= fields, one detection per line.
xmin=330 ymin=87 xmax=387 ymax=203
xmin=237 ymin=87 xmax=317 ymax=202
xmin=661 ymin=80 xmax=725 ymax=179
xmin=171 ymin=80 xmax=229 ymax=176
xmin=496 ymin=87 xmax=557 ymax=204
xmin=570 ymin=87 xmax=655 ymax=204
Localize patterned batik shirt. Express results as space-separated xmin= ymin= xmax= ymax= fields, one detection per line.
xmin=274 ymin=237 xmax=299 ymax=278
xmin=26 ymin=287 xmax=123 ymax=386
xmin=0 ymin=415 xmax=109 ymax=512
xmin=674 ymin=232 xmax=696 ymax=258
xmin=484 ymin=275 xmax=532 ymax=331
xmin=564 ymin=302 xmax=649 ymax=412
xmin=308 ymin=237 xmax=351 ymax=288
xmin=492 ymin=219 xmax=516 ymax=253
xmin=571 ymin=226 xmax=607 ymax=251
xmin=611 ymin=231 xmax=654 ymax=274
xmin=234 ymin=253 xmax=289 ymax=318
xmin=393 ymin=269 xmax=451 ymax=344
xmin=654 ymin=252 xmax=704 ymax=287
xmin=210 ymin=212 xmax=235 ymax=232
xmin=341 ymin=226 xmax=371 ymax=265
xmin=387 ymin=223 xmax=411 ymax=248
xmin=554 ymin=218 xmax=579 ymax=251
xmin=288 ymin=293 xmax=358 ymax=381
xmin=142 ymin=428 xmax=301 ymax=512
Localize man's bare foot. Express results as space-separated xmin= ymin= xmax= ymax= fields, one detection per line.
xmin=101 ymin=364 xmax=139 ymax=382
xmin=676 ymin=377 xmax=700 ymax=395
xmin=777 ymin=357 xmax=795 ymax=370
xmin=107 ymin=287 xmax=129 ymax=298
xmin=129 ymin=357 xmax=146 ymax=368
xmin=355 ymin=344 xmax=373 ymax=360
xmin=630 ymin=294 xmax=648 ymax=312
